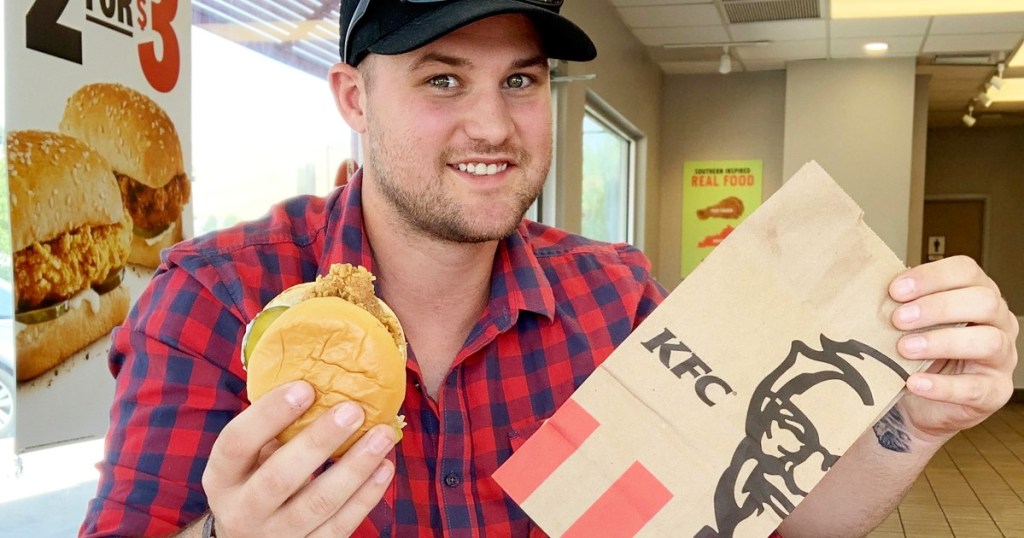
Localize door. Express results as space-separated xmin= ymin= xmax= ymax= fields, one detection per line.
xmin=921 ymin=198 xmax=986 ymax=268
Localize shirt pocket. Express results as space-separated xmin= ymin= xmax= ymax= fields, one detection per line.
xmin=508 ymin=418 xmax=546 ymax=452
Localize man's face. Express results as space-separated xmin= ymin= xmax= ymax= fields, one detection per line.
xmin=361 ymin=14 xmax=552 ymax=243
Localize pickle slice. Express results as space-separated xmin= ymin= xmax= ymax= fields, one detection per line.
xmin=241 ymin=306 xmax=290 ymax=368
xmin=14 ymin=268 xmax=126 ymax=325
xmin=93 ymin=267 xmax=125 ymax=295
xmin=15 ymin=301 xmax=71 ymax=325
xmin=133 ymin=224 xmax=169 ymax=239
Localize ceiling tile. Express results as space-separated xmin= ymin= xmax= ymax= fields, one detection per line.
xmin=660 ymin=61 xmax=722 ymax=74
xmin=735 ymin=40 xmax=827 ymax=61
xmin=728 ymin=19 xmax=827 ymax=42
xmin=830 ymin=36 xmax=923 ymax=58
xmin=634 ymin=26 xmax=730 ymax=47
xmin=617 ymin=4 xmax=723 ymax=28
xmin=923 ymin=33 xmax=1024 ymax=53
xmin=739 ymin=59 xmax=787 ymax=72
xmin=830 ymin=17 xmax=930 ymax=38
xmin=929 ymin=13 xmax=1024 ymax=34
xmin=832 ymin=0 xmax=1024 ymax=19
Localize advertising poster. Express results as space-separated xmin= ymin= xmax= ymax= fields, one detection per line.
xmin=681 ymin=160 xmax=762 ymax=278
xmin=4 ymin=0 xmax=191 ymax=452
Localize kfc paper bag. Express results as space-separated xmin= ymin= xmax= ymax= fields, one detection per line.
xmin=493 ymin=162 xmax=928 ymax=537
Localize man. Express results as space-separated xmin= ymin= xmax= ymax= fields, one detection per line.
xmin=81 ymin=1 xmax=1019 ymax=537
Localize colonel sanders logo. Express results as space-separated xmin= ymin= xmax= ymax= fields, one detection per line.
xmin=696 ymin=335 xmax=909 ymax=537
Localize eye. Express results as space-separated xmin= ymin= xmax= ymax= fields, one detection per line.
xmin=427 ymin=75 xmax=459 ymax=89
xmin=505 ymin=73 xmax=533 ymax=89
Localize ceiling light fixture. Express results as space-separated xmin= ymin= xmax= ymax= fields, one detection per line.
xmin=962 ymin=105 xmax=977 ymax=127
xmin=989 ymin=62 xmax=1006 ymax=90
xmin=976 ymin=90 xmax=994 ymax=108
xmin=719 ymin=46 xmax=732 ymax=75
xmin=864 ymin=42 xmax=889 ymax=54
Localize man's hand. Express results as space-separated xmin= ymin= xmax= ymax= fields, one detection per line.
xmin=201 ymin=381 xmax=397 ymax=537
xmin=889 ymin=255 xmax=1019 ymax=444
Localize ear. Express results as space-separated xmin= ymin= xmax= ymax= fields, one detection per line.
xmin=329 ymin=62 xmax=368 ymax=133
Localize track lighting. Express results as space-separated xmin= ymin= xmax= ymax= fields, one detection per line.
xmin=962 ymin=105 xmax=977 ymax=127
xmin=989 ymin=62 xmax=1006 ymax=91
xmin=976 ymin=90 xmax=994 ymax=108
xmin=719 ymin=46 xmax=732 ymax=75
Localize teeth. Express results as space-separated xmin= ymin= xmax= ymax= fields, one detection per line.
xmin=455 ymin=162 xmax=509 ymax=176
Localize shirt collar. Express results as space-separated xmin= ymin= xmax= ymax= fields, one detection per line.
xmin=319 ymin=170 xmax=376 ymax=275
xmin=488 ymin=223 xmax=557 ymax=329
xmin=320 ymin=170 xmax=556 ymax=325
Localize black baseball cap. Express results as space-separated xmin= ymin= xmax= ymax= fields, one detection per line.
xmin=340 ymin=0 xmax=597 ymax=66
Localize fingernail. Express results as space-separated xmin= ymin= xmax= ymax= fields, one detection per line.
xmin=373 ymin=463 xmax=394 ymax=484
xmin=903 ymin=335 xmax=927 ymax=354
xmin=893 ymin=278 xmax=915 ymax=298
xmin=913 ymin=377 xmax=933 ymax=392
xmin=366 ymin=430 xmax=393 ymax=455
xmin=896 ymin=304 xmax=920 ymax=324
xmin=284 ymin=382 xmax=312 ymax=407
xmin=334 ymin=403 xmax=361 ymax=428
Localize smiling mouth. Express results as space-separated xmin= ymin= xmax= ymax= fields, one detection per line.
xmin=454 ymin=162 xmax=510 ymax=176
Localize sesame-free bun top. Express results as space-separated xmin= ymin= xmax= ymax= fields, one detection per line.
xmin=59 ymin=82 xmax=184 ymax=188
xmin=7 ymin=130 xmax=126 ymax=252
xmin=245 ymin=296 xmax=407 ymax=458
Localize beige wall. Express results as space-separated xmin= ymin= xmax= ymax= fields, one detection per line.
xmin=656 ymin=71 xmax=787 ymax=288
xmin=924 ymin=126 xmax=1024 ymax=315
xmin=907 ymin=75 xmax=930 ymax=267
xmin=784 ymin=59 xmax=918 ymax=261
xmin=560 ymin=1 xmax=664 ymax=266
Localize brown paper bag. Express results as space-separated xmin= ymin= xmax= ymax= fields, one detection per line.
xmin=493 ymin=161 xmax=929 ymax=537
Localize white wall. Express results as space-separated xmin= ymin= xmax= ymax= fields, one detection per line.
xmin=783 ymin=59 xmax=918 ymax=261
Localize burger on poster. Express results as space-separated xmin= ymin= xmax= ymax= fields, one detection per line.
xmin=7 ymin=130 xmax=133 ymax=381
xmin=60 ymin=83 xmax=191 ymax=269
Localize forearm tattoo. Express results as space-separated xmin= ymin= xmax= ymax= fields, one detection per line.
xmin=873 ymin=406 xmax=912 ymax=453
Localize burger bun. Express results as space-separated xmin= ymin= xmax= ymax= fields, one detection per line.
xmin=245 ymin=296 xmax=406 ymax=458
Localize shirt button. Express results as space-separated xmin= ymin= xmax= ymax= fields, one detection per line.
xmin=444 ymin=472 xmax=462 ymax=488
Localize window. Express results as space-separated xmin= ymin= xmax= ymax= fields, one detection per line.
xmin=191 ymin=25 xmax=351 ymax=236
xmin=581 ymin=102 xmax=639 ymax=244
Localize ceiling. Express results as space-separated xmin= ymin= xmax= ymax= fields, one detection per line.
xmin=191 ymin=0 xmax=1024 ymax=129
xmin=611 ymin=0 xmax=1024 ymax=127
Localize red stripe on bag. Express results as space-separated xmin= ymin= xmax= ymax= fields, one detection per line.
xmin=493 ymin=399 xmax=600 ymax=505
xmin=562 ymin=461 xmax=673 ymax=538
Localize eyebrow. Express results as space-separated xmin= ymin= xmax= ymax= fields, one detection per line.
xmin=408 ymin=52 xmax=550 ymax=72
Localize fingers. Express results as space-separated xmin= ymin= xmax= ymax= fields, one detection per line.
xmin=897 ymin=325 xmax=1014 ymax=366
xmin=906 ymin=371 xmax=1014 ymax=412
xmin=291 ymin=425 xmax=398 ymax=536
xmin=892 ymin=285 xmax=1011 ymax=332
xmin=890 ymin=255 xmax=995 ymax=303
xmin=308 ymin=461 xmax=394 ymax=538
xmin=241 ymin=401 xmax=369 ymax=518
xmin=205 ymin=381 xmax=314 ymax=491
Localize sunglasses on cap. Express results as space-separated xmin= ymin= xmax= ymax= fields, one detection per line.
xmin=343 ymin=0 xmax=565 ymax=66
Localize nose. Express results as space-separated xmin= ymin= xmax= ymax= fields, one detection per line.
xmin=460 ymin=88 xmax=515 ymax=147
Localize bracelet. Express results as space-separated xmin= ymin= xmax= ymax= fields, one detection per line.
xmin=202 ymin=512 xmax=217 ymax=538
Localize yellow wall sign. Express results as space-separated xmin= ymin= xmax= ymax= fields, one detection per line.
xmin=681 ymin=160 xmax=762 ymax=278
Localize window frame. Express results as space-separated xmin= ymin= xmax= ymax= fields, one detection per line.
xmin=581 ymin=92 xmax=642 ymax=245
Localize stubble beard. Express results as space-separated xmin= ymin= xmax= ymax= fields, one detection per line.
xmin=365 ymin=124 xmax=548 ymax=244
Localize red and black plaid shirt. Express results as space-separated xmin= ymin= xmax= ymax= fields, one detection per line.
xmin=81 ymin=172 xmax=675 ymax=537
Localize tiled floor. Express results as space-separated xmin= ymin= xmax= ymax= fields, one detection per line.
xmin=867 ymin=401 xmax=1024 ymax=538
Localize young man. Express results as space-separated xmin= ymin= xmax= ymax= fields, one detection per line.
xmin=81 ymin=1 xmax=1019 ymax=537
